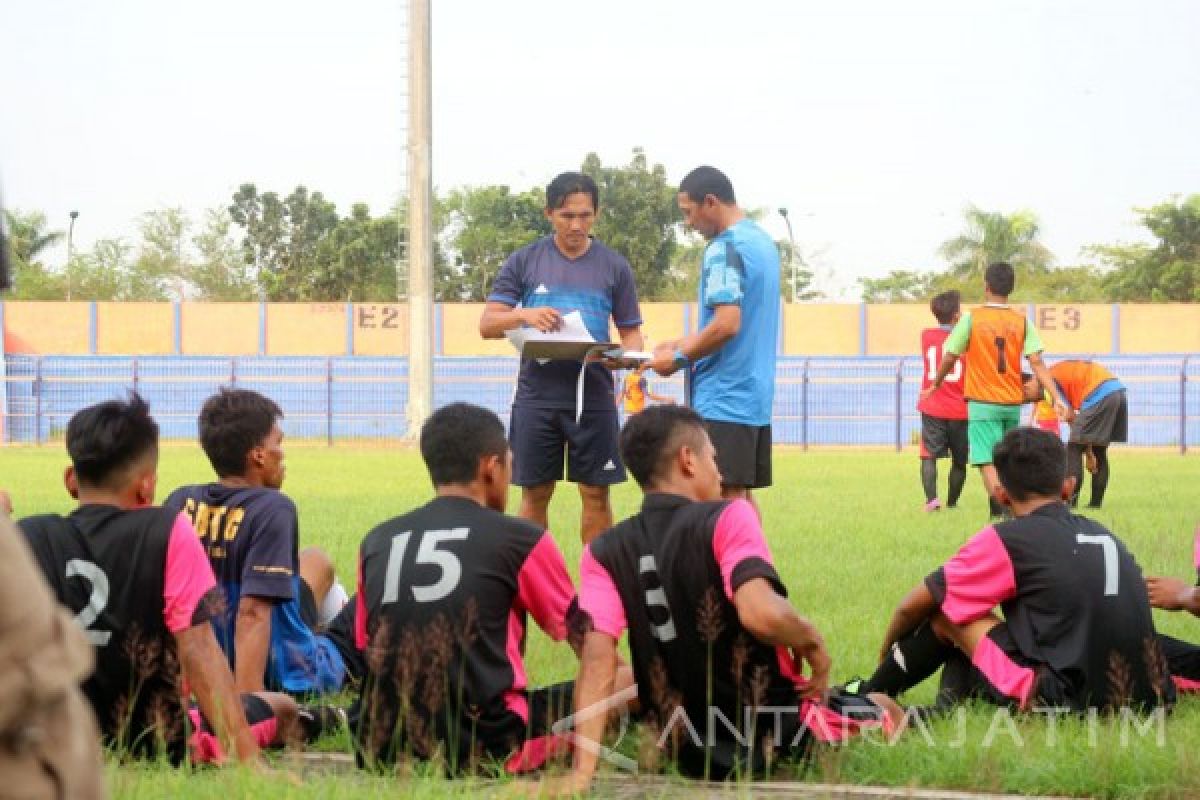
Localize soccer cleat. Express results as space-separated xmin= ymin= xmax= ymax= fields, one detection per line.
xmin=297 ymin=704 xmax=348 ymax=743
xmin=924 ymin=498 xmax=942 ymax=512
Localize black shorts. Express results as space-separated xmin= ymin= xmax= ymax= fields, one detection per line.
xmin=920 ymin=414 xmax=968 ymax=463
xmin=509 ymin=406 xmax=625 ymax=487
xmin=937 ymin=624 xmax=1070 ymax=710
xmin=1069 ymin=390 xmax=1128 ymax=446
xmin=704 ymin=419 xmax=772 ymax=489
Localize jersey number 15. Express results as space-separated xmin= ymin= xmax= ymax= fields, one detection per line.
xmin=381 ymin=528 xmax=470 ymax=605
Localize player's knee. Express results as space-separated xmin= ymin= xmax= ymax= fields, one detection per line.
xmin=261 ymin=692 xmax=299 ymax=745
xmin=300 ymin=547 xmax=335 ymax=583
xmin=523 ymin=482 xmax=555 ymax=507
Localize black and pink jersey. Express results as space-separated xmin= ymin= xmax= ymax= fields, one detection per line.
xmin=19 ymin=505 xmax=220 ymax=762
xmin=353 ymin=495 xmax=580 ymax=766
xmin=581 ymin=494 xmax=874 ymax=776
xmin=926 ymin=502 xmax=1172 ymax=711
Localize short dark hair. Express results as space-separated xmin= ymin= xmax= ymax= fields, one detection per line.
xmin=66 ymin=392 xmax=159 ymax=490
xmin=198 ymin=388 xmax=283 ymax=478
xmin=546 ymin=172 xmax=599 ymax=212
xmin=419 ymin=403 xmax=509 ymax=486
xmin=619 ymin=405 xmax=708 ymax=489
xmin=984 ymin=261 xmax=1016 ymax=297
xmin=678 ymin=166 xmax=736 ymax=205
xmin=930 ymin=290 xmax=961 ymax=325
xmin=993 ymin=427 xmax=1066 ymax=502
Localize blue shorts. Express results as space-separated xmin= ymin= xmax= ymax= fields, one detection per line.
xmin=509 ymin=406 xmax=626 ymax=487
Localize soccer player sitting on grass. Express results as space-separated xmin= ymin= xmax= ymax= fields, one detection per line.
xmin=917 ymin=290 xmax=969 ymax=512
xmin=860 ymin=427 xmax=1174 ymax=714
xmin=17 ymin=393 xmax=296 ymax=765
xmin=351 ymin=402 xmax=602 ymax=773
xmin=165 ymin=388 xmax=355 ymax=709
xmin=1146 ymin=524 xmax=1200 ymax=693
xmin=922 ymin=261 xmax=1067 ymax=520
xmin=547 ymin=405 xmax=901 ymax=794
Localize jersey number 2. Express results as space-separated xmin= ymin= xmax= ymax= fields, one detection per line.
xmin=381 ymin=528 xmax=469 ymax=604
xmin=66 ymin=559 xmax=112 ymax=646
xmin=1076 ymin=533 xmax=1119 ymax=596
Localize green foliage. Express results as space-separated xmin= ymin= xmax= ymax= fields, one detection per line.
xmin=938 ymin=205 xmax=1054 ymax=281
xmin=187 ymin=209 xmax=259 ymax=301
xmin=583 ymin=148 xmax=680 ymax=300
xmin=859 ymin=270 xmax=936 ymax=303
xmin=439 ymin=185 xmax=549 ymax=301
xmin=1089 ymin=194 xmax=1200 ymax=302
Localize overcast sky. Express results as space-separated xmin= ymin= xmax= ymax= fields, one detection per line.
xmin=3 ymin=0 xmax=1198 ymax=298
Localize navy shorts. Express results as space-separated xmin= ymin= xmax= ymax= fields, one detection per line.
xmin=509 ymin=406 xmax=625 ymax=487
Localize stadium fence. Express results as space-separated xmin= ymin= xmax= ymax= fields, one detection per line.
xmin=1 ymin=354 xmax=1196 ymax=450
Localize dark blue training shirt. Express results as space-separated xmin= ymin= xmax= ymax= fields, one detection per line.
xmin=488 ymin=235 xmax=642 ymax=410
xmin=164 ymin=483 xmax=345 ymax=694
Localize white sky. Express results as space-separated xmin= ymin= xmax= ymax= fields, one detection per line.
xmin=3 ymin=0 xmax=1198 ymax=298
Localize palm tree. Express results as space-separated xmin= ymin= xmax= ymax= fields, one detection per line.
xmin=3 ymin=209 xmax=65 ymax=265
xmin=938 ymin=206 xmax=1054 ymax=281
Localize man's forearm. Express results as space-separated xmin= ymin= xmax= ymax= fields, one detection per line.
xmin=479 ymin=307 xmax=524 ymax=338
xmin=569 ymin=634 xmax=619 ymax=785
xmin=234 ymin=603 xmax=272 ymax=693
xmin=1028 ymin=357 xmax=1065 ymax=407
xmin=177 ymin=626 xmax=260 ymax=764
xmin=932 ymin=352 xmax=960 ymax=389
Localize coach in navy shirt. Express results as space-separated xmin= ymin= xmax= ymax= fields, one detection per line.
xmin=480 ymin=172 xmax=644 ymax=544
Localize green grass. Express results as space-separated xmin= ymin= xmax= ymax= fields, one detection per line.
xmin=4 ymin=447 xmax=1199 ymax=798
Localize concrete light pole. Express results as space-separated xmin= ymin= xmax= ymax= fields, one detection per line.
xmin=66 ymin=210 xmax=79 ymax=301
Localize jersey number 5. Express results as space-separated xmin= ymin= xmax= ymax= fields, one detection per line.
xmin=381 ymin=528 xmax=469 ymax=604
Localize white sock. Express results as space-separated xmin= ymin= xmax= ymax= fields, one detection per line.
xmin=319 ymin=580 xmax=349 ymax=626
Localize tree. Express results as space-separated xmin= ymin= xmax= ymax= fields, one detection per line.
xmin=859 ymin=270 xmax=936 ymax=302
xmin=1088 ymin=195 xmax=1200 ymax=302
xmin=440 ymin=185 xmax=549 ymax=301
xmin=3 ymin=209 xmax=67 ymax=299
xmin=938 ymin=206 xmax=1054 ymax=282
xmin=228 ymin=184 xmax=339 ymax=300
xmin=312 ymin=203 xmax=403 ymax=301
xmin=582 ymin=148 xmax=680 ymax=300
xmin=188 ymin=209 xmax=259 ymax=301
xmin=130 ymin=208 xmax=187 ymax=300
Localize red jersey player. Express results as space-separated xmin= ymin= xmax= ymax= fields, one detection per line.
xmin=917 ymin=291 xmax=968 ymax=511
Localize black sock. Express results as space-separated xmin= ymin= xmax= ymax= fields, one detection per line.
xmin=1089 ymin=446 xmax=1109 ymax=507
xmin=920 ymin=459 xmax=938 ymax=502
xmin=863 ymin=621 xmax=955 ymax=697
xmin=1066 ymin=444 xmax=1085 ymax=507
xmin=947 ymin=462 xmax=966 ymax=507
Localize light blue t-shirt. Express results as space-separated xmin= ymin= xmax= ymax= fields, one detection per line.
xmin=691 ymin=218 xmax=781 ymax=426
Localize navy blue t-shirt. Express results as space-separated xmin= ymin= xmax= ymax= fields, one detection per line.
xmin=488 ymin=235 xmax=642 ymax=410
xmin=163 ymin=483 xmax=344 ymax=693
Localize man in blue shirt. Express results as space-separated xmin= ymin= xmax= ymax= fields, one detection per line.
xmin=165 ymin=388 xmax=353 ymax=698
xmin=480 ymin=172 xmax=644 ymax=544
xmin=648 ymin=166 xmax=780 ymax=513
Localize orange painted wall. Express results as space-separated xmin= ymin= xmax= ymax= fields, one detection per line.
xmin=2 ymin=302 xmax=91 ymax=354
xmin=441 ymin=303 xmax=505 ymax=356
xmin=638 ymin=303 xmax=687 ymax=349
xmin=351 ymin=304 xmax=409 ymax=356
xmin=1119 ymin=304 xmax=1200 ymax=353
xmin=1031 ymin=304 xmax=1112 ymax=354
xmin=266 ymin=304 xmax=346 ymax=356
xmin=181 ymin=303 xmax=260 ymax=355
xmin=783 ymin=304 xmax=859 ymax=356
xmin=96 ymin=302 xmax=173 ymax=355
xmin=865 ymin=305 xmax=930 ymax=355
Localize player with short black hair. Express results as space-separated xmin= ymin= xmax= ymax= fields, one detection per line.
xmin=18 ymin=393 xmax=294 ymax=765
xmin=549 ymin=405 xmax=900 ymax=793
xmin=165 ymin=388 xmax=352 ymax=701
xmin=917 ymin=290 xmax=968 ymax=512
xmin=480 ymin=171 xmax=645 ymax=544
xmin=648 ymin=166 xmax=780 ymax=515
xmin=862 ymin=427 xmax=1174 ymax=714
xmin=923 ymin=262 xmax=1067 ymax=519
xmin=353 ymin=402 xmax=592 ymax=773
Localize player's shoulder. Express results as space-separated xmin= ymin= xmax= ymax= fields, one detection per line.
xmin=16 ymin=512 xmax=68 ymax=538
xmin=512 ymin=235 xmax=556 ymax=262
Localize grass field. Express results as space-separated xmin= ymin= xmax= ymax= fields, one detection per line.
xmin=3 ymin=446 xmax=1199 ymax=798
